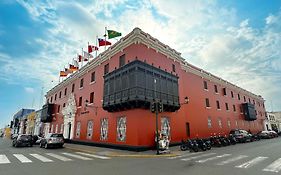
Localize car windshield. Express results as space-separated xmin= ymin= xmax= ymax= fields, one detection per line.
xmin=20 ymin=135 xmax=31 ymax=139
xmin=51 ymin=134 xmax=63 ymax=137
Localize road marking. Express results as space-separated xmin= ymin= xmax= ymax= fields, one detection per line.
xmin=62 ymin=152 xmax=93 ymax=160
xmin=0 ymin=155 xmax=10 ymax=164
xmin=217 ymin=155 xmax=248 ymax=165
xmin=181 ymin=153 xmax=216 ymax=161
xmin=235 ymin=156 xmax=268 ymax=168
xmin=263 ymin=158 xmax=281 ymax=173
xmin=168 ymin=152 xmax=203 ymax=160
xmin=46 ymin=153 xmax=72 ymax=161
xmin=75 ymin=152 xmax=111 ymax=160
xmin=196 ymin=154 xmax=231 ymax=163
xmin=13 ymin=154 xmax=32 ymax=163
xmin=30 ymin=154 xmax=53 ymax=162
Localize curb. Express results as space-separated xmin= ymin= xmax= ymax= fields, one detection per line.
xmin=64 ymin=146 xmax=181 ymax=158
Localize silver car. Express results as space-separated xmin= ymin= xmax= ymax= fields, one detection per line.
xmin=40 ymin=133 xmax=64 ymax=149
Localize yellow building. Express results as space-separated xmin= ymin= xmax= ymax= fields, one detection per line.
xmin=4 ymin=127 xmax=11 ymax=138
xmin=26 ymin=112 xmax=36 ymax=135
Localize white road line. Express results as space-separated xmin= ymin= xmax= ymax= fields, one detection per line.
xmin=46 ymin=153 xmax=72 ymax=161
xmin=75 ymin=152 xmax=111 ymax=160
xmin=217 ymin=155 xmax=248 ymax=165
xmin=263 ymin=158 xmax=281 ymax=173
xmin=196 ymin=154 xmax=231 ymax=163
xmin=168 ymin=152 xmax=203 ymax=160
xmin=61 ymin=152 xmax=93 ymax=160
xmin=181 ymin=153 xmax=216 ymax=161
xmin=30 ymin=154 xmax=53 ymax=162
xmin=13 ymin=154 xmax=32 ymax=163
xmin=235 ymin=156 xmax=268 ymax=169
xmin=0 ymin=155 xmax=10 ymax=164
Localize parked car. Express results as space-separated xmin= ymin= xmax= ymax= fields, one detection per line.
xmin=257 ymin=131 xmax=271 ymax=139
xmin=12 ymin=134 xmax=33 ymax=147
xmin=40 ymin=133 xmax=64 ymax=149
xmin=229 ymin=129 xmax=252 ymax=143
xmin=269 ymin=130 xmax=278 ymax=138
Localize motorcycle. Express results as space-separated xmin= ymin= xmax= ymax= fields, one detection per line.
xmin=180 ymin=139 xmax=199 ymax=152
xmin=203 ymin=138 xmax=212 ymax=150
xmin=195 ymin=138 xmax=207 ymax=151
xmin=210 ymin=136 xmax=222 ymax=147
xmin=228 ymin=134 xmax=237 ymax=145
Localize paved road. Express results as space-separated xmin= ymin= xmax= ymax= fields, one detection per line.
xmin=1 ymin=137 xmax=281 ymax=175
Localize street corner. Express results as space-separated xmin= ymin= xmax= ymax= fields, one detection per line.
xmin=107 ymin=151 xmax=181 ymax=158
xmin=64 ymin=145 xmax=97 ymax=154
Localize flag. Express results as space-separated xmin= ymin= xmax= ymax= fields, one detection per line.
xmin=69 ymin=64 xmax=78 ymax=71
xmin=98 ymin=38 xmax=111 ymax=47
xmin=107 ymin=30 xmax=122 ymax=39
xmin=60 ymin=71 xmax=67 ymax=77
xmin=88 ymin=45 xmax=99 ymax=53
xmin=78 ymin=54 xmax=89 ymax=62
xmin=83 ymin=51 xmax=93 ymax=59
xmin=65 ymin=68 xmax=72 ymax=74
xmin=73 ymin=60 xmax=79 ymax=68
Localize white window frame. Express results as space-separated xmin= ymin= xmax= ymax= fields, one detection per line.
xmin=207 ymin=116 xmax=212 ymax=128
xmin=87 ymin=121 xmax=93 ymax=139
xmin=76 ymin=122 xmax=81 ymax=138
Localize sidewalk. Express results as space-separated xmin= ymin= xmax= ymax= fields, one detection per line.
xmin=64 ymin=143 xmax=181 ymax=158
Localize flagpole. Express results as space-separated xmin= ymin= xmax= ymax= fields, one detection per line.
xmin=88 ymin=42 xmax=90 ymax=61
xmin=96 ymin=35 xmax=98 ymax=58
xmin=104 ymin=26 xmax=107 ymax=51
xmin=81 ymin=48 xmax=84 ymax=67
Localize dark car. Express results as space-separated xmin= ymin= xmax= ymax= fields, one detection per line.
xmin=40 ymin=133 xmax=64 ymax=149
xmin=229 ymin=129 xmax=252 ymax=143
xmin=12 ymin=134 xmax=33 ymax=147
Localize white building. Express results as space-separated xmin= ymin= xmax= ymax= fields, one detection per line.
xmin=266 ymin=112 xmax=280 ymax=132
xmin=34 ymin=109 xmax=43 ymax=136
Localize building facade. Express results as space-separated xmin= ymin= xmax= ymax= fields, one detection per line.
xmin=12 ymin=109 xmax=35 ymax=134
xmin=34 ymin=109 xmax=43 ymax=136
xmin=44 ymin=28 xmax=266 ymax=150
xmin=266 ymin=112 xmax=281 ymax=132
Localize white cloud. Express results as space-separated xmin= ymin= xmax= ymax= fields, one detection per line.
xmin=24 ymin=87 xmax=35 ymax=93
xmin=6 ymin=0 xmax=281 ymax=111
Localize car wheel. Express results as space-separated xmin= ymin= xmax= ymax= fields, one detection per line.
xmin=44 ymin=143 xmax=48 ymax=149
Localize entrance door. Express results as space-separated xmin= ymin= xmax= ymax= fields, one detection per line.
xmin=186 ymin=122 xmax=190 ymax=137
xmin=68 ymin=123 xmax=71 ymax=139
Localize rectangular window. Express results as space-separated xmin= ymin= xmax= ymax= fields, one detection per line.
xmin=80 ymin=78 xmax=84 ymax=88
xmin=208 ymin=117 xmax=212 ymax=128
xmin=205 ymin=98 xmax=210 ymax=107
xmin=238 ymin=93 xmax=240 ymax=100
xmin=64 ymin=88 xmax=67 ymax=96
xmin=231 ymin=91 xmax=234 ymax=98
xmin=119 ymin=54 xmax=125 ymax=67
xmin=91 ymin=72 xmax=96 ymax=82
xmin=225 ymin=103 xmax=229 ymax=110
xmin=104 ymin=63 xmax=109 ymax=75
xmin=59 ymin=91 xmax=62 ymax=98
xmin=172 ymin=64 xmax=176 ymax=72
xmin=203 ymin=81 xmax=208 ymax=90
xmin=227 ymin=119 xmax=231 ymax=128
xmin=79 ymin=96 xmax=82 ymax=106
xmin=240 ymin=105 xmax=243 ymax=113
xmin=218 ymin=118 xmax=222 ymax=128
xmin=244 ymin=96 xmax=246 ymax=102
xmin=223 ymin=88 xmax=227 ymax=96
xmin=75 ymin=122 xmax=81 ymax=138
xmin=57 ymin=105 xmax=60 ymax=113
xmin=50 ymin=97 xmax=53 ymax=103
xmin=90 ymin=92 xmax=94 ymax=103
xmin=233 ymin=104 xmax=236 ymax=112
xmin=214 ymin=85 xmax=218 ymax=93
xmin=55 ymin=94 xmax=57 ymax=101
xmin=72 ymin=83 xmax=75 ymax=92
xmin=87 ymin=121 xmax=93 ymax=139
xmin=248 ymin=98 xmax=251 ymax=103
xmin=216 ymin=100 xmax=220 ymax=109
xmin=63 ymin=103 xmax=65 ymax=107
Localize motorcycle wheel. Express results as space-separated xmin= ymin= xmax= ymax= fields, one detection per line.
xmin=180 ymin=145 xmax=188 ymax=151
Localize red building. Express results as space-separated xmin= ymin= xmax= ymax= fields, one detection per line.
xmin=43 ymin=28 xmax=266 ymax=150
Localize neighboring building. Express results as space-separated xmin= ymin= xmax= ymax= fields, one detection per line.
xmin=266 ymin=111 xmax=281 ymax=132
xmin=44 ymin=28 xmax=266 ymax=150
xmin=263 ymin=112 xmax=272 ymax=131
xmin=26 ymin=111 xmax=36 ymax=135
xmin=34 ymin=109 xmax=43 ymax=136
xmin=12 ymin=109 xmax=35 ymax=134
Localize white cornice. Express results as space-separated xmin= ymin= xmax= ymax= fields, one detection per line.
xmin=46 ymin=27 xmax=265 ymax=102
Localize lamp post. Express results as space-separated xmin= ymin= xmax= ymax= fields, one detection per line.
xmin=153 ymin=78 xmax=160 ymax=155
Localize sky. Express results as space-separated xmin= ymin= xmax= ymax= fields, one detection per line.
xmin=0 ymin=0 xmax=281 ymax=128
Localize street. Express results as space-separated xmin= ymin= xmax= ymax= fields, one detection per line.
xmin=1 ymin=137 xmax=281 ymax=175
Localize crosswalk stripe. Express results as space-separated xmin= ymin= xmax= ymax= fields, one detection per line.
xmin=196 ymin=154 xmax=231 ymax=163
xmin=46 ymin=153 xmax=72 ymax=161
xmin=61 ymin=152 xmax=92 ymax=160
xmin=263 ymin=158 xmax=281 ymax=173
xmin=181 ymin=153 xmax=216 ymax=161
xmin=75 ymin=152 xmax=111 ymax=160
xmin=235 ymin=156 xmax=268 ymax=168
xmin=168 ymin=152 xmax=203 ymax=160
xmin=217 ymin=155 xmax=248 ymax=165
xmin=30 ymin=154 xmax=53 ymax=162
xmin=13 ymin=154 xmax=32 ymax=163
xmin=0 ymin=155 xmax=10 ymax=164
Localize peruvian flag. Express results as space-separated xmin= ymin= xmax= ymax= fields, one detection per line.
xmin=98 ymin=38 xmax=111 ymax=47
xmin=88 ymin=45 xmax=99 ymax=53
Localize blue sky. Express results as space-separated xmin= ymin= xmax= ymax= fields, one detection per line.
xmin=0 ymin=0 xmax=281 ymax=128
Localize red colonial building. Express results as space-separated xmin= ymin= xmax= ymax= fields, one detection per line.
xmin=43 ymin=28 xmax=266 ymax=150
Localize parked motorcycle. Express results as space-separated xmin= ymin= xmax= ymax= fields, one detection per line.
xmin=210 ymin=136 xmax=222 ymax=147
xmin=203 ymin=138 xmax=212 ymax=150
xmin=228 ymin=134 xmax=237 ymax=145
xmin=195 ymin=138 xmax=207 ymax=151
